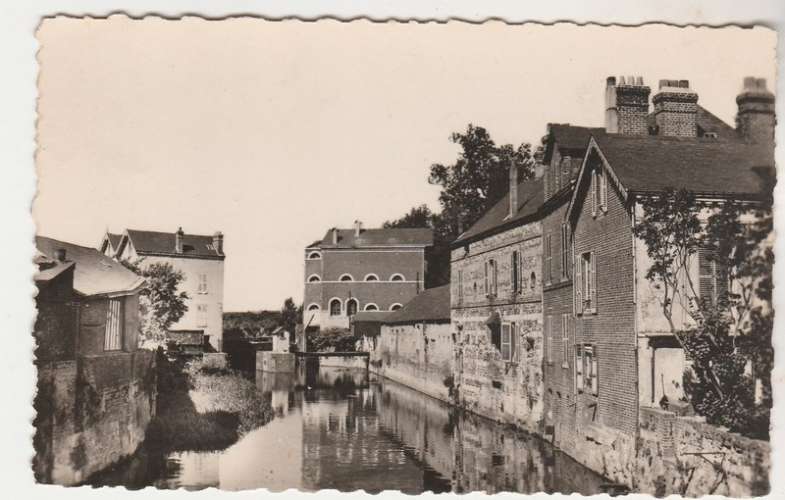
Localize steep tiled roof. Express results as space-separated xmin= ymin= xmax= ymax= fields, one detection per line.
xmin=318 ymin=228 xmax=432 ymax=248
xmin=36 ymin=236 xmax=146 ymax=296
xmin=454 ymin=177 xmax=544 ymax=245
xmin=386 ymin=285 xmax=451 ymax=324
xmin=594 ymin=134 xmax=773 ymax=197
xmin=107 ymin=232 xmax=122 ymax=249
xmin=545 ymin=124 xmax=605 ymax=161
xmin=125 ymin=229 xmax=225 ymax=259
xmin=352 ymin=311 xmax=395 ymax=323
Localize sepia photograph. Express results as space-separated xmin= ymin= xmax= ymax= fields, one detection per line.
xmin=27 ymin=14 xmax=776 ymax=496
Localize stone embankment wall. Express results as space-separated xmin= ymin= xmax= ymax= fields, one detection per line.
xmin=369 ymin=322 xmax=453 ymax=402
xmin=318 ymin=354 xmax=368 ymax=370
xmin=33 ymin=350 xmax=157 ymax=485
xmin=634 ymin=407 xmax=769 ymax=497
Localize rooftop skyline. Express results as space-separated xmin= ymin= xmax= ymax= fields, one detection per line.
xmin=35 ymin=19 xmax=775 ymax=310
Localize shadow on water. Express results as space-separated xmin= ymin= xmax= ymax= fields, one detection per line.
xmin=87 ymin=357 xmax=607 ymax=493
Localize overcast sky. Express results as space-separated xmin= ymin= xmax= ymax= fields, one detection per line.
xmin=34 ymin=18 xmax=775 ymax=311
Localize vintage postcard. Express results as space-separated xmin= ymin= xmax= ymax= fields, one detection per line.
xmin=32 ymin=17 xmax=775 ymax=496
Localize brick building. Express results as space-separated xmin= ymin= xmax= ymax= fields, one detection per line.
xmin=33 ymin=236 xmax=155 ymax=485
xmin=101 ymin=227 xmax=226 ymax=351
xmin=302 ymin=222 xmax=432 ymax=332
xmin=449 ymin=166 xmax=546 ymax=431
xmin=538 ymin=75 xmax=775 ymax=486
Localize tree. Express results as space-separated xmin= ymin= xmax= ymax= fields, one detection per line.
xmin=281 ymin=297 xmax=299 ymax=336
xmin=633 ymin=187 xmax=773 ymax=438
xmin=122 ymin=260 xmax=189 ymax=347
xmin=383 ymin=204 xmax=435 ymax=229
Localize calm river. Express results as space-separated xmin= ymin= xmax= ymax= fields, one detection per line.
xmin=89 ymin=363 xmax=606 ymax=493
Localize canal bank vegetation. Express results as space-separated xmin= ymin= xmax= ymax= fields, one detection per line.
xmin=309 ymin=327 xmax=357 ymax=352
xmin=144 ymin=350 xmax=273 ymax=452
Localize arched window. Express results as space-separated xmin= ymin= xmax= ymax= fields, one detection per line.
xmin=346 ymin=298 xmax=359 ymax=316
xmin=364 ymin=303 xmax=379 ymax=311
xmin=339 ymin=273 xmax=354 ymax=282
xmin=390 ymin=273 xmax=405 ymax=282
xmin=530 ymin=272 xmax=536 ymax=290
xmin=390 ymin=303 xmax=403 ymax=311
xmin=329 ymin=299 xmax=342 ymax=316
xmin=364 ymin=273 xmax=379 ymax=282
xmin=307 ymin=303 xmax=320 ymax=311
xmin=307 ymin=251 xmax=322 ymax=260
xmin=307 ymin=274 xmax=321 ymax=283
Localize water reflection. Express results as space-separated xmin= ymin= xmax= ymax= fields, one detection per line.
xmin=89 ymin=362 xmax=606 ymax=493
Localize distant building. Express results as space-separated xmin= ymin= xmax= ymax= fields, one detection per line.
xmin=101 ymin=227 xmax=226 ymax=351
xmin=33 ymin=236 xmax=155 ymax=485
xmin=303 ymin=221 xmax=432 ymax=332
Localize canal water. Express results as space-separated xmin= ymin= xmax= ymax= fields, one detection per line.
xmin=89 ymin=363 xmax=606 ymax=493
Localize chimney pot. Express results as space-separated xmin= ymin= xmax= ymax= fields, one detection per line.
xmin=332 ymin=228 xmax=339 ymax=245
xmin=652 ymin=78 xmax=698 ymax=137
xmin=736 ymin=76 xmax=775 ymax=145
xmin=212 ymin=231 xmax=224 ymax=254
xmin=175 ymin=227 xmax=184 ymax=253
xmin=354 ymin=220 xmax=362 ymax=237
xmin=55 ymin=248 xmax=66 ymax=262
xmin=508 ymin=162 xmax=519 ymax=218
xmin=606 ymin=76 xmax=616 ymax=87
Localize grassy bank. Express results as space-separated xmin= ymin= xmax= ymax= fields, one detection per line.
xmin=145 ymin=351 xmax=273 ymax=453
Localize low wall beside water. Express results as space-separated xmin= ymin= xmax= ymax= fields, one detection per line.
xmin=33 ymin=350 xmax=157 ymax=485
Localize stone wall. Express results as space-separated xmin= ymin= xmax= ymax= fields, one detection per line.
xmin=450 ymin=220 xmax=543 ymax=432
xmin=635 ymin=407 xmax=770 ymax=496
xmin=369 ymin=321 xmax=453 ymax=402
xmin=33 ymin=350 xmax=157 ymax=485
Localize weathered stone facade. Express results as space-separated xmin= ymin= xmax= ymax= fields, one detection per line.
xmin=451 ymin=221 xmax=543 ymax=431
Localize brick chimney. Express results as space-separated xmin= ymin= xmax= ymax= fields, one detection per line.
xmin=652 ymin=79 xmax=699 ymax=137
xmin=212 ymin=231 xmax=223 ymax=254
xmin=508 ymin=162 xmax=518 ymax=218
xmin=354 ymin=220 xmax=362 ymax=237
xmin=605 ymin=76 xmax=651 ymax=135
xmin=55 ymin=248 xmax=67 ymax=262
xmin=736 ymin=77 xmax=775 ymax=144
xmin=332 ymin=228 xmax=339 ymax=245
xmin=175 ymin=227 xmax=184 ymax=253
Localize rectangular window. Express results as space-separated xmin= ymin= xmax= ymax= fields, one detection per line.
xmin=511 ymin=251 xmax=519 ymax=295
xmin=104 ymin=298 xmax=123 ymax=351
xmin=575 ymin=345 xmax=583 ymax=392
xmin=501 ymin=322 xmax=512 ymax=361
xmin=591 ymin=169 xmax=598 ymax=217
xmin=561 ymin=313 xmax=570 ymax=367
xmin=545 ymin=234 xmax=553 ymax=284
xmin=198 ymin=273 xmax=208 ymax=294
xmin=486 ymin=259 xmax=498 ymax=297
xmin=577 ymin=252 xmax=596 ymax=314
xmin=484 ymin=261 xmax=489 ymax=295
xmin=576 ymin=344 xmax=598 ymax=396
xmin=197 ymin=304 xmax=208 ymax=328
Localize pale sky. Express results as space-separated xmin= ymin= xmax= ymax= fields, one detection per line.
xmin=34 ymin=18 xmax=776 ymax=311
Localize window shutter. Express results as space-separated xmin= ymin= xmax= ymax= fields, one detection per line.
xmin=501 ymin=323 xmax=511 ymax=361
xmin=575 ymin=252 xmax=583 ymax=315
xmin=698 ymin=248 xmax=717 ymax=304
xmin=484 ymin=261 xmax=489 ymax=295
xmin=519 ymin=251 xmax=524 ymax=293
xmin=591 ymin=346 xmax=599 ymax=396
xmin=511 ymin=322 xmax=517 ymax=362
xmin=591 ymin=170 xmax=597 ymax=217
xmin=600 ymin=170 xmax=607 ymax=210
xmin=575 ymin=345 xmax=583 ymax=392
xmin=590 ymin=252 xmax=597 ymax=313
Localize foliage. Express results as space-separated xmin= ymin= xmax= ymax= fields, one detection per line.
xmin=121 ymin=260 xmax=189 ymax=348
xmin=308 ymin=327 xmax=357 ymax=352
xmin=223 ymin=310 xmax=282 ymax=337
xmin=280 ymin=297 xmax=300 ymax=336
xmin=384 ymin=124 xmax=535 ymax=286
xmin=633 ymin=187 xmax=773 ymax=439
